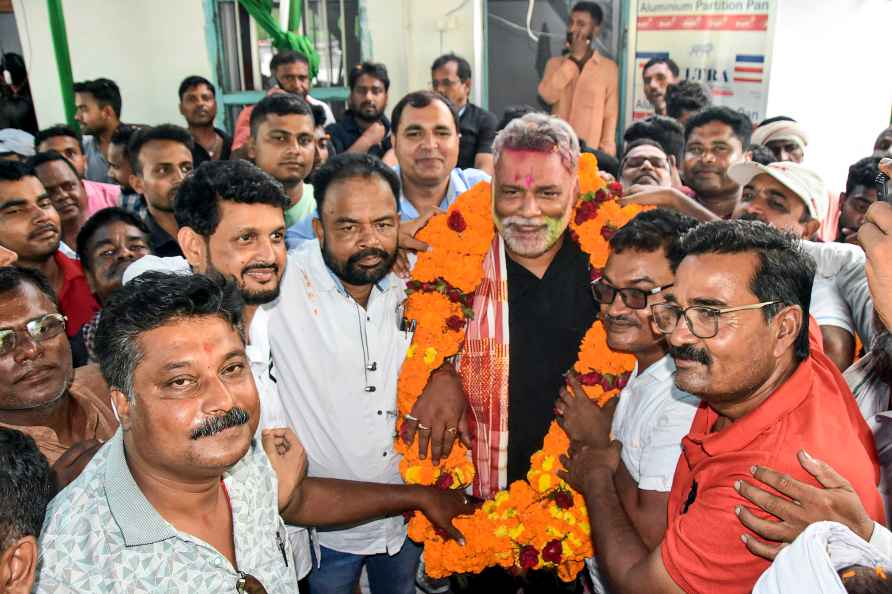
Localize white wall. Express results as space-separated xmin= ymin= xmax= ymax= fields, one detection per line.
xmin=16 ymin=0 xmax=479 ymax=127
xmin=13 ymin=0 xmax=213 ymax=129
xmin=765 ymin=0 xmax=892 ymax=193
xmin=365 ymin=0 xmax=476 ymax=117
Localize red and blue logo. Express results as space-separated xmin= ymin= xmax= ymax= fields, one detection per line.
xmin=733 ymin=55 xmax=764 ymax=84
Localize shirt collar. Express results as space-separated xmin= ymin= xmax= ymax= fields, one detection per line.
xmin=634 ymin=353 xmax=676 ymax=383
xmin=144 ymin=211 xmax=179 ymax=251
xmin=53 ymin=251 xmax=86 ymax=284
xmin=395 ymin=166 xmax=466 ymax=220
xmin=104 ymin=428 xmax=179 ymax=547
xmin=104 ymin=427 xmax=259 ymax=548
xmin=686 ymin=357 xmax=814 ymax=459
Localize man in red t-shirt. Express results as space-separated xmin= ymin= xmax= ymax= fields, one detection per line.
xmin=0 ymin=161 xmax=98 ymax=337
xmin=561 ymin=220 xmax=882 ymax=594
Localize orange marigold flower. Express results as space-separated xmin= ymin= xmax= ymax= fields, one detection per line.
xmin=398 ymin=159 xmax=646 ymax=581
xmin=577 ymin=153 xmax=605 ymax=196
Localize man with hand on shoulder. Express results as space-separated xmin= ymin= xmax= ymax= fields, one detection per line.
xmin=561 ymin=221 xmax=883 ymax=594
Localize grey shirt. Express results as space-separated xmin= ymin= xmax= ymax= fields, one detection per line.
xmin=82 ymin=135 xmax=112 ymax=183
xmin=35 ymin=428 xmax=299 ymax=593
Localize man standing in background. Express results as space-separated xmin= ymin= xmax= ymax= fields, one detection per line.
xmin=431 ymin=53 xmax=497 ymax=175
xmin=327 ymin=62 xmax=393 ymax=160
xmin=232 ymin=50 xmax=335 ymax=153
xmin=73 ymin=78 xmax=122 ymax=183
xmin=178 ymin=76 xmax=232 ymax=166
xmin=538 ymin=2 xmax=618 ymax=155
xmin=641 ymin=57 xmax=679 ymax=117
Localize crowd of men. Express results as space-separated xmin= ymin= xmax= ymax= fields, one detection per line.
xmin=1 ymin=1 xmax=892 ymax=593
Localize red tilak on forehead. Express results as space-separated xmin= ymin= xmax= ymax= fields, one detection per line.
xmin=502 ymin=148 xmax=565 ymax=187
xmin=202 ymin=342 xmax=213 ymax=354
xmin=512 ymin=172 xmax=536 ymax=188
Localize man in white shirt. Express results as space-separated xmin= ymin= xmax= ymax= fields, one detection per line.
xmin=554 ymin=208 xmax=701 ymax=592
xmin=268 ymin=152 xmax=430 ymax=594
xmin=125 ymin=159 xmax=473 ymax=590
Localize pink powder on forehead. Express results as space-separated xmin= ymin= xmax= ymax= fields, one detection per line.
xmin=502 ymin=148 xmax=550 ymax=158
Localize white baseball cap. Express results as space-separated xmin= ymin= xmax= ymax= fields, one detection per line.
xmin=0 ymin=128 xmax=35 ymax=158
xmin=729 ymin=161 xmax=828 ymax=223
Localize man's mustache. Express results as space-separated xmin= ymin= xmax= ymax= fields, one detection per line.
xmin=347 ymin=247 xmax=391 ymax=268
xmin=604 ymin=314 xmax=640 ymax=327
xmin=190 ymin=407 xmax=250 ymax=440
xmin=669 ymin=344 xmax=712 ymax=365
xmin=243 ymin=262 xmax=279 ymax=276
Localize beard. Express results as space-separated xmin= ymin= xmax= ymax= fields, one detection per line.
xmin=188 ymin=110 xmax=215 ymax=127
xmin=321 ymin=241 xmax=397 ymax=287
xmin=353 ymin=101 xmax=382 ymax=123
xmin=494 ymin=210 xmax=571 ymax=258
xmin=146 ymin=187 xmax=178 ymax=213
xmin=207 ymin=257 xmax=281 ymax=305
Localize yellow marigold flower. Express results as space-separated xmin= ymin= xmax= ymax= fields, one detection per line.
xmin=405 ymin=466 xmax=421 ymax=484
xmin=538 ymin=474 xmax=551 ymax=492
xmin=423 ymin=347 xmax=438 ymax=366
xmin=406 ymin=345 xmax=417 ymax=359
xmin=541 ymin=455 xmax=555 ymax=472
xmin=495 ymin=525 xmax=508 ymax=538
xmin=509 ymin=524 xmax=525 ymax=540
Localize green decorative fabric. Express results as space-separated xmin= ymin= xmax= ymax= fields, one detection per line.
xmin=237 ymin=0 xmax=320 ymax=77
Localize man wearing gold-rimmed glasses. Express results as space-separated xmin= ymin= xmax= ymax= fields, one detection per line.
xmin=561 ymin=220 xmax=884 ymax=594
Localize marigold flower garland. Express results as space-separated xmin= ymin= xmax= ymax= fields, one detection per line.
xmin=395 ymin=153 xmax=643 ymax=581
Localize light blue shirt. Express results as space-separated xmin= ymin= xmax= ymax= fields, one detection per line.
xmin=285 ymin=166 xmax=491 ymax=248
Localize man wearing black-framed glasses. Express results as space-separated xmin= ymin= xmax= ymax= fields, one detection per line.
xmin=559 ymin=219 xmax=884 ymax=594
xmin=554 ymin=208 xmax=700 ymax=593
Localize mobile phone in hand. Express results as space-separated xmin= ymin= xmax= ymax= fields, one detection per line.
xmin=877 ymin=172 xmax=890 ymax=203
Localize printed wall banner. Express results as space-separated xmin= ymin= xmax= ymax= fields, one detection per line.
xmin=627 ymin=0 xmax=776 ymax=125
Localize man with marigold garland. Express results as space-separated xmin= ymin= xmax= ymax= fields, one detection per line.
xmin=411 ymin=112 xmax=604 ymax=592
xmin=554 ymin=208 xmax=700 ymax=593
xmin=561 ymin=220 xmax=883 ymax=594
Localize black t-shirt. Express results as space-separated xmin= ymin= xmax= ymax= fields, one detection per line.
xmin=457 ymin=102 xmax=498 ymax=170
xmin=145 ymin=213 xmax=183 ymax=258
xmin=191 ymin=128 xmax=233 ymax=167
xmin=505 ymin=236 xmax=598 ymax=485
xmin=325 ymin=111 xmax=392 ymax=158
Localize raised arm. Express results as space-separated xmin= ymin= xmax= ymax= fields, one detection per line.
xmin=538 ymin=57 xmax=580 ymax=106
